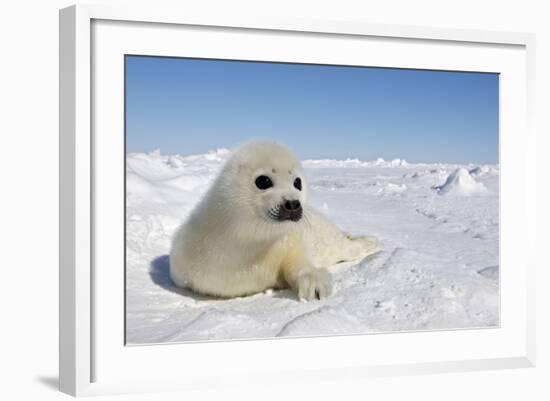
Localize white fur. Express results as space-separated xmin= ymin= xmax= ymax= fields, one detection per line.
xmin=169 ymin=141 xmax=381 ymax=301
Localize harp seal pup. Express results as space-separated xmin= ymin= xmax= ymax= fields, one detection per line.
xmin=169 ymin=141 xmax=381 ymax=301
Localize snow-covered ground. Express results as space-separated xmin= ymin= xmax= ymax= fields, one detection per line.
xmin=126 ymin=149 xmax=499 ymax=344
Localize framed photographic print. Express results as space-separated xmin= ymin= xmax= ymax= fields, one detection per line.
xmin=59 ymin=4 xmax=536 ymax=396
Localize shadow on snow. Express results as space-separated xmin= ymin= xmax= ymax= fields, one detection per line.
xmin=148 ymin=255 xmax=217 ymax=301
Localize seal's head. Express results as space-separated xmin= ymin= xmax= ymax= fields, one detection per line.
xmin=213 ymin=141 xmax=308 ymax=236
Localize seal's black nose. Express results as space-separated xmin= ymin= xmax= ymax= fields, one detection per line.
xmin=282 ymin=199 xmax=301 ymax=212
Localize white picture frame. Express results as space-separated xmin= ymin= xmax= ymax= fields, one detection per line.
xmin=59 ymin=3 xmax=536 ymax=397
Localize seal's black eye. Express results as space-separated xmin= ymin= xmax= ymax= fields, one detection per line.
xmin=255 ymin=175 xmax=273 ymax=190
xmin=294 ymin=177 xmax=302 ymax=191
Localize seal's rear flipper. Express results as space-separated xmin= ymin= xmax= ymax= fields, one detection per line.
xmin=347 ymin=234 xmax=383 ymax=259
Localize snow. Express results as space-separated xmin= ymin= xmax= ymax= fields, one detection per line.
xmin=303 ymin=156 xmax=409 ymax=168
xmin=126 ymin=150 xmax=499 ymax=344
xmin=434 ymin=168 xmax=488 ymax=196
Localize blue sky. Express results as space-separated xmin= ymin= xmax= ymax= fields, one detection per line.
xmin=125 ymin=56 xmax=498 ymax=164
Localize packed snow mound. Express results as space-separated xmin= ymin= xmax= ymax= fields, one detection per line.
xmin=378 ymin=183 xmax=407 ymax=195
xmin=435 ymin=168 xmax=488 ymax=196
xmin=127 ymin=148 xmax=230 ymax=179
xmin=125 ymin=149 xmax=230 ymax=207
